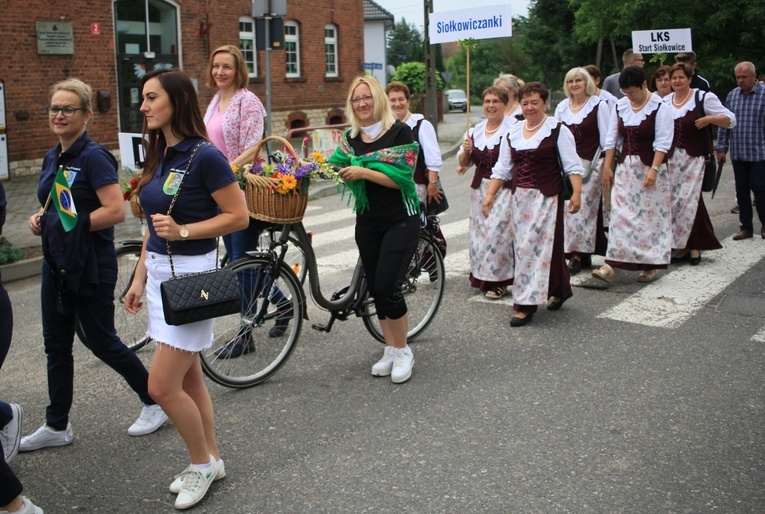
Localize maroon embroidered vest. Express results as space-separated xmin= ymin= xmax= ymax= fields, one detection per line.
xmin=469 ymin=134 xmax=504 ymax=189
xmin=617 ymin=104 xmax=667 ymax=166
xmin=671 ymin=103 xmax=711 ymax=158
xmin=411 ymin=118 xmax=428 ymax=185
xmin=510 ymin=127 xmax=562 ymax=197
xmin=562 ymin=102 xmax=600 ymax=160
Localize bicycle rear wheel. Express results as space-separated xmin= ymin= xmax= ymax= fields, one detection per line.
xmin=75 ymin=242 xmax=151 ymax=352
xmin=201 ymin=255 xmax=305 ymax=388
xmin=362 ymin=232 xmax=445 ymax=343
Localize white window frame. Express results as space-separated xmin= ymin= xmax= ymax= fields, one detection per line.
xmin=239 ymin=17 xmax=257 ymax=78
xmin=324 ymin=24 xmax=338 ymax=78
xmin=285 ymin=20 xmax=300 ymax=78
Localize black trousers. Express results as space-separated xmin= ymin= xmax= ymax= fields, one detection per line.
xmin=1 ymin=279 xmax=23 ymax=505
xmin=732 ymin=160 xmax=765 ymax=233
xmin=355 ymin=215 xmax=420 ymax=320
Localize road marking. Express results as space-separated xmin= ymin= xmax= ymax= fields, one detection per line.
xmin=752 ymin=325 xmax=765 ymax=343
xmin=598 ymin=236 xmax=765 ymax=328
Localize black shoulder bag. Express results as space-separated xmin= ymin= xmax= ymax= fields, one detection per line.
xmin=694 ymin=90 xmax=717 ymax=192
xmin=159 ymin=142 xmax=241 ymax=326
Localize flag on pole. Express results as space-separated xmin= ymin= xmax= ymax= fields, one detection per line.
xmin=51 ymin=165 xmax=78 ymax=232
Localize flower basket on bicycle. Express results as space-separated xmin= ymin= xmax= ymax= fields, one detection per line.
xmin=244 ymin=135 xmax=308 ymax=224
xmin=128 ymin=191 xmax=145 ymax=219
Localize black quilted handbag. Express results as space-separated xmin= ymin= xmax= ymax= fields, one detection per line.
xmin=158 ymin=142 xmax=241 ymax=326
xmin=160 ymin=267 xmax=241 ymax=326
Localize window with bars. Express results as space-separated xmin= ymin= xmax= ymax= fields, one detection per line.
xmin=239 ymin=17 xmax=257 ymax=77
xmin=325 ymin=25 xmax=338 ymax=77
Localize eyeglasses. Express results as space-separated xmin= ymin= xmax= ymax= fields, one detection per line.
xmin=46 ymin=106 xmax=84 ymax=117
xmin=619 ymin=88 xmax=643 ymax=98
xmin=351 ymin=95 xmax=373 ymax=105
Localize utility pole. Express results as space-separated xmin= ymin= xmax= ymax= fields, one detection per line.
xmin=423 ymin=0 xmax=438 ymax=137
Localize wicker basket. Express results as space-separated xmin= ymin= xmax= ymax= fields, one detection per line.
xmin=244 ymin=135 xmax=308 ymax=223
xmin=129 ymin=192 xmax=145 ymax=219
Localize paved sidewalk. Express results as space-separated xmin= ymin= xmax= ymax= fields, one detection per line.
xmin=0 ymin=110 xmax=473 ymax=280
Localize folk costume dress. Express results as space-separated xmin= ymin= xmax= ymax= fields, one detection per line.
xmin=404 ymin=113 xmax=443 ymax=205
xmin=554 ymin=95 xmax=610 ymax=257
xmin=604 ymin=94 xmax=674 ymax=271
xmin=492 ymin=118 xmax=584 ymax=313
xmin=457 ymin=116 xmax=517 ymax=292
xmin=665 ymin=90 xmax=735 ymax=251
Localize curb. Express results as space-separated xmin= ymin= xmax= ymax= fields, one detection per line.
xmin=1 ymin=256 xmax=43 ymax=283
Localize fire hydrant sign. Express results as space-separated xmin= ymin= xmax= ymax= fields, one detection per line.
xmin=429 ymin=5 xmax=512 ymax=44
xmin=632 ymin=28 xmax=692 ymax=54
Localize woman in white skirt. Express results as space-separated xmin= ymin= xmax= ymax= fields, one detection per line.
xmin=593 ymin=66 xmax=674 ymax=284
xmin=125 ymin=69 xmax=248 ymax=510
xmin=457 ymin=86 xmax=518 ymax=299
xmin=666 ymin=62 xmax=735 ymax=265
xmin=554 ymin=67 xmax=610 ymax=275
xmin=492 ymin=82 xmax=583 ymax=327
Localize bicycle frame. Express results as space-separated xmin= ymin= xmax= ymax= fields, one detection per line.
xmin=245 ymin=221 xmax=369 ymax=333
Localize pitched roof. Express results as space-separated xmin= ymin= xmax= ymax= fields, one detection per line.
xmin=364 ymin=0 xmax=394 ymax=21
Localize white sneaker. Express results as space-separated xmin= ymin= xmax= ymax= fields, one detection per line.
xmin=0 ymin=496 xmax=44 ymax=514
xmin=128 ymin=404 xmax=168 ymax=436
xmin=170 ymin=458 xmax=226 ymax=494
xmin=174 ymin=460 xmax=217 ymax=510
xmin=1 ymin=403 xmax=23 ymax=463
xmin=391 ymin=346 xmax=414 ymax=384
xmin=371 ymin=346 xmax=396 ymax=377
xmin=19 ymin=423 xmax=73 ymax=452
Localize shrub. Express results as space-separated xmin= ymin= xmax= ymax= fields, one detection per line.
xmin=0 ymin=236 xmax=22 ymax=265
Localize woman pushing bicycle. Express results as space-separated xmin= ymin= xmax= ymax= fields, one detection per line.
xmin=329 ymin=76 xmax=421 ymax=384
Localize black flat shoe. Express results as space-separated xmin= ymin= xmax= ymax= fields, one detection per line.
xmin=567 ymin=258 xmax=582 ymax=275
xmin=671 ymin=250 xmax=690 ymax=263
xmin=510 ymin=312 xmax=533 ymax=327
xmin=268 ymin=300 xmax=294 ymax=338
xmin=689 ymin=254 xmax=701 ymax=266
xmin=547 ymin=294 xmax=572 ymax=311
xmin=213 ymin=335 xmax=255 ymax=359
xmin=580 ymin=254 xmax=592 ymax=268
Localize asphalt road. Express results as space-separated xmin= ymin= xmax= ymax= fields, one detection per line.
xmin=2 ymin=151 xmax=765 ymax=513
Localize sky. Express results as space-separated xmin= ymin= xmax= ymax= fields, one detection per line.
xmin=376 ymin=0 xmax=531 ymax=32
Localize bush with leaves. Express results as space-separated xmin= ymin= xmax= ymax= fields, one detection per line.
xmin=389 ymin=62 xmax=445 ymax=96
xmin=0 ymin=236 xmax=22 ymax=265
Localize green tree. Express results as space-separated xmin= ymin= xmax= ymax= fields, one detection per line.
xmin=390 ymin=62 xmax=444 ymax=94
xmin=387 ymin=18 xmax=424 ymax=68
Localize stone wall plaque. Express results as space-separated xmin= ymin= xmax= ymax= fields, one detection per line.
xmin=36 ymin=21 xmax=75 ymax=55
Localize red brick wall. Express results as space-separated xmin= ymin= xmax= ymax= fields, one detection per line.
xmin=1 ymin=0 xmax=364 ymax=166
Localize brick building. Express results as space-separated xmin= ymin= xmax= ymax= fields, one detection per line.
xmin=0 ymin=0 xmax=365 ymax=177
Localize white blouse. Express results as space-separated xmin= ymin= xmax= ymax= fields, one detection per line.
xmin=664 ymin=89 xmax=737 ymax=127
xmin=404 ymin=113 xmax=443 ymax=172
xmin=491 ymin=117 xmax=584 ymax=181
xmin=456 ymin=115 xmax=517 ymax=162
xmin=604 ymin=93 xmax=674 ymax=153
xmin=554 ymin=95 xmax=611 ymax=150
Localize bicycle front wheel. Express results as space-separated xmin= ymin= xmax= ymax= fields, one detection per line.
xmin=76 ymin=242 xmax=151 ymax=352
xmin=363 ymin=232 xmax=445 ymax=343
xmin=201 ymin=255 xmax=305 ymax=388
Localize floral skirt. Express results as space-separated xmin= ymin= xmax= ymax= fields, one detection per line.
xmin=469 ymin=179 xmax=514 ymax=283
xmin=564 ymin=158 xmax=604 ymax=254
xmin=606 ymin=157 xmax=671 ymax=267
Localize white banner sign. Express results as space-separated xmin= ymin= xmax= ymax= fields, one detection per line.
xmin=632 ymin=28 xmax=692 ymax=54
xmin=429 ymin=5 xmax=512 ymax=45
xmin=118 ymin=132 xmax=146 ymax=171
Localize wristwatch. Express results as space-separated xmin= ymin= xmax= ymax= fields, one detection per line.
xmin=179 ymin=225 xmax=189 ymax=240
xmin=650 ymin=165 xmax=660 ymax=173
xmin=428 ymin=177 xmax=439 ymax=184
